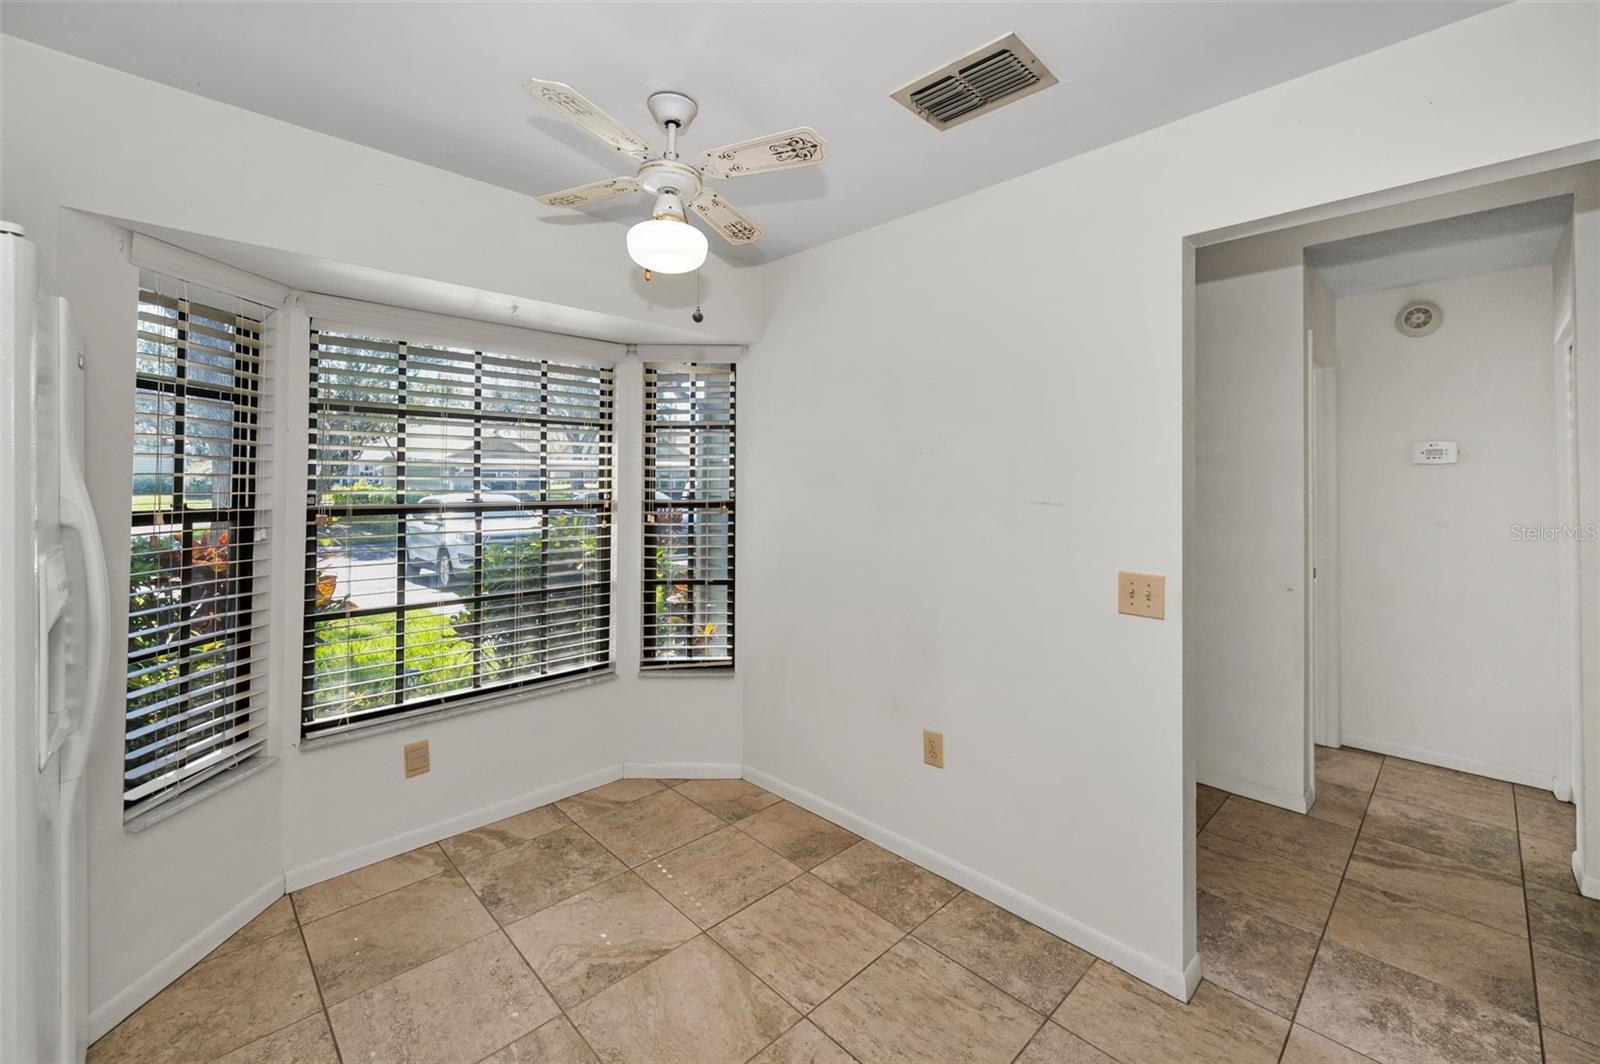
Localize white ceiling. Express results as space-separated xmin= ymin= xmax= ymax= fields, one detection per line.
xmin=2 ymin=1 xmax=1497 ymax=263
xmin=1305 ymin=196 xmax=1571 ymax=296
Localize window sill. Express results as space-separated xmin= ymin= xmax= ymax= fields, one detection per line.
xmin=637 ymin=665 xmax=737 ymax=678
xmin=298 ymin=667 xmax=619 ymax=752
xmin=124 ymin=755 xmax=279 ymax=833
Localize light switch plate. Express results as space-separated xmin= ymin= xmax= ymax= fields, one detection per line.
xmin=922 ymin=730 xmax=944 ymax=769
xmin=1118 ymin=571 xmax=1165 ymax=620
xmin=404 ymin=740 xmax=430 ymax=778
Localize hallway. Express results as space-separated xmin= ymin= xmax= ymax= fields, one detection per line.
xmin=1198 ymin=746 xmax=1598 ymax=1063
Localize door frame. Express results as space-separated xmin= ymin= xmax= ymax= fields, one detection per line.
xmin=1556 ymin=322 xmax=1580 ymax=802
xmin=1309 ymin=357 xmax=1341 ymax=750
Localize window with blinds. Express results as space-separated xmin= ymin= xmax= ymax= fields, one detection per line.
xmin=304 ymin=324 xmax=614 ymax=738
xmin=642 ymin=363 xmax=735 ymax=669
xmin=127 ymin=277 xmax=271 ymax=816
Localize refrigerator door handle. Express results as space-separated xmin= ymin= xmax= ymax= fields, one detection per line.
xmin=36 ymin=546 xmax=72 ymax=770
xmin=57 ymin=430 xmax=108 ymax=783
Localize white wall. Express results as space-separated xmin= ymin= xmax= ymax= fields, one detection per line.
xmin=2 ymin=35 xmax=750 ymax=1032
xmin=744 ymin=1 xmax=1599 ymax=997
xmin=1336 ymin=267 xmax=1562 ymax=784
xmin=1189 ymin=250 xmax=1310 ymax=810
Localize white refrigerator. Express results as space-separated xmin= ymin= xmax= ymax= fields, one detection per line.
xmin=0 ymin=221 xmax=111 ymax=1064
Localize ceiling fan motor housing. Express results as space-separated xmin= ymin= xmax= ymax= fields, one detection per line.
xmin=636 ymin=158 xmax=703 ymax=199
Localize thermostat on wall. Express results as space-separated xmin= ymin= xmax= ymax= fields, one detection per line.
xmin=1412 ymin=441 xmax=1458 ymax=464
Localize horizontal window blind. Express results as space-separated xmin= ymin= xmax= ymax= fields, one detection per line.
xmin=304 ymin=323 xmax=614 ymax=737
xmin=642 ymin=363 xmax=735 ymax=669
xmin=126 ymin=277 xmax=273 ymax=816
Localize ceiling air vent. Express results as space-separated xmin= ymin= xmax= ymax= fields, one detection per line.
xmin=891 ymin=33 xmax=1057 ymax=131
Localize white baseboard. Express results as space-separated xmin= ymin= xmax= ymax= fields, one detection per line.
xmin=743 ymin=766 xmax=1193 ymax=1001
xmin=623 ymin=761 xmax=742 ymax=779
xmin=1196 ymin=768 xmax=1310 ymax=814
xmin=1576 ymin=850 xmax=1600 ymax=900
xmin=1181 ymin=951 xmax=1204 ymax=1000
xmin=284 ymin=764 xmax=620 ymax=891
xmin=89 ymin=875 xmax=283 ymax=1043
xmin=1339 ymin=734 xmax=1553 ymax=790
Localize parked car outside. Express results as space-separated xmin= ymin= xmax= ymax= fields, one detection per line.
xmin=404 ymin=492 xmax=540 ymax=588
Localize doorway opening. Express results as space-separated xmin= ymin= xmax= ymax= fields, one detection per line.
xmin=1183 ymin=158 xmax=1598 ymax=1055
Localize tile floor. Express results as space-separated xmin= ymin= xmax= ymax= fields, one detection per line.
xmin=89 ymin=762 xmax=1597 ymax=1063
xmin=1198 ymin=746 xmax=1599 ymax=1064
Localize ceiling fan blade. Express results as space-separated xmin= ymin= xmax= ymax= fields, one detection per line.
xmin=700 ymin=126 xmax=827 ymax=179
xmin=523 ymin=78 xmax=652 ymax=159
xmin=535 ymin=177 xmax=641 ymax=209
xmin=691 ymin=191 xmax=765 ymax=246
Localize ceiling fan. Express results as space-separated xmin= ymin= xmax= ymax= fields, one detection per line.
xmin=525 ymin=79 xmax=828 ymax=275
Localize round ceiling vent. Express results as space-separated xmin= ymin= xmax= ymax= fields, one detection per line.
xmin=1396 ymin=301 xmax=1442 ymax=337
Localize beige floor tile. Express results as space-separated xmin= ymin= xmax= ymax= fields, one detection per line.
xmin=912 ymin=891 xmax=1094 ymax=1014
xmin=440 ymin=803 xmax=572 ymax=866
xmin=812 ymin=840 xmax=960 ymax=932
xmin=480 ymin=1017 xmax=599 ymax=1063
xmin=1197 ymin=784 xmax=1229 ymax=831
xmin=1315 ymin=746 xmax=1383 ymax=794
xmin=1514 ymin=783 xmax=1577 ymax=843
xmin=580 ymin=788 xmax=725 ymax=867
xmin=1323 ymin=879 xmax=1536 ymax=1018
xmin=1280 ymin=1025 xmax=1375 ymax=1063
xmin=813 ymin=938 xmax=1042 ymax=1064
xmin=88 ymin=931 xmax=321 ymax=1064
xmin=457 ymin=824 xmax=626 ymax=925
xmin=636 ymin=825 xmax=803 ymax=929
xmin=291 ymin=843 xmax=452 ymax=923
xmin=1528 ymin=885 xmax=1600 ymax=962
xmin=1196 ymin=834 xmax=1341 ymax=934
xmin=213 ymin=1013 xmax=339 ymax=1064
xmin=1296 ymin=941 xmax=1541 ymax=1064
xmin=736 ymin=801 xmax=860 ymax=870
xmin=555 ymin=778 xmax=665 ymax=822
xmin=206 ymin=896 xmax=297 ymax=961
xmin=1307 ymin=781 xmax=1369 ymax=829
xmin=1544 ymin=1028 xmax=1600 ymax=1064
xmin=1342 ymin=833 xmax=1526 ymax=936
xmin=1014 ymin=1021 xmax=1115 ymax=1064
xmin=1522 ymin=830 xmax=1579 ymax=894
xmin=1534 ymin=943 xmax=1600 ymax=1048
xmin=503 ymin=872 xmax=698 ymax=1008
xmin=1202 ymin=797 xmax=1357 ymax=875
xmin=674 ymin=778 xmax=783 ymax=822
xmin=1196 ymin=888 xmax=1319 ymax=1018
xmin=568 ymin=935 xmax=799 ymax=1064
xmin=1360 ymin=795 xmax=1520 ymax=879
xmin=713 ymin=874 xmax=901 ymax=1011
xmin=1374 ymin=758 xmax=1516 ymax=830
xmin=747 ymin=1020 xmax=856 ymax=1064
xmin=1053 ymin=963 xmax=1288 ymax=1064
xmin=301 ymin=869 xmax=496 ymax=1004
xmin=328 ymin=932 xmax=557 ymax=1064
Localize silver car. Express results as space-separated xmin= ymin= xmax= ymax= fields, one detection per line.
xmin=404 ymin=492 xmax=539 ymax=589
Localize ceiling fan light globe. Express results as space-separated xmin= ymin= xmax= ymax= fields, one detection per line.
xmin=626 ymin=217 xmax=707 ymax=274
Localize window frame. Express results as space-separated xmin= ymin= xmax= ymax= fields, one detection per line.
xmin=640 ymin=361 xmax=736 ymax=672
xmin=124 ymin=278 xmax=272 ymax=820
xmin=300 ymin=321 xmax=618 ymax=741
